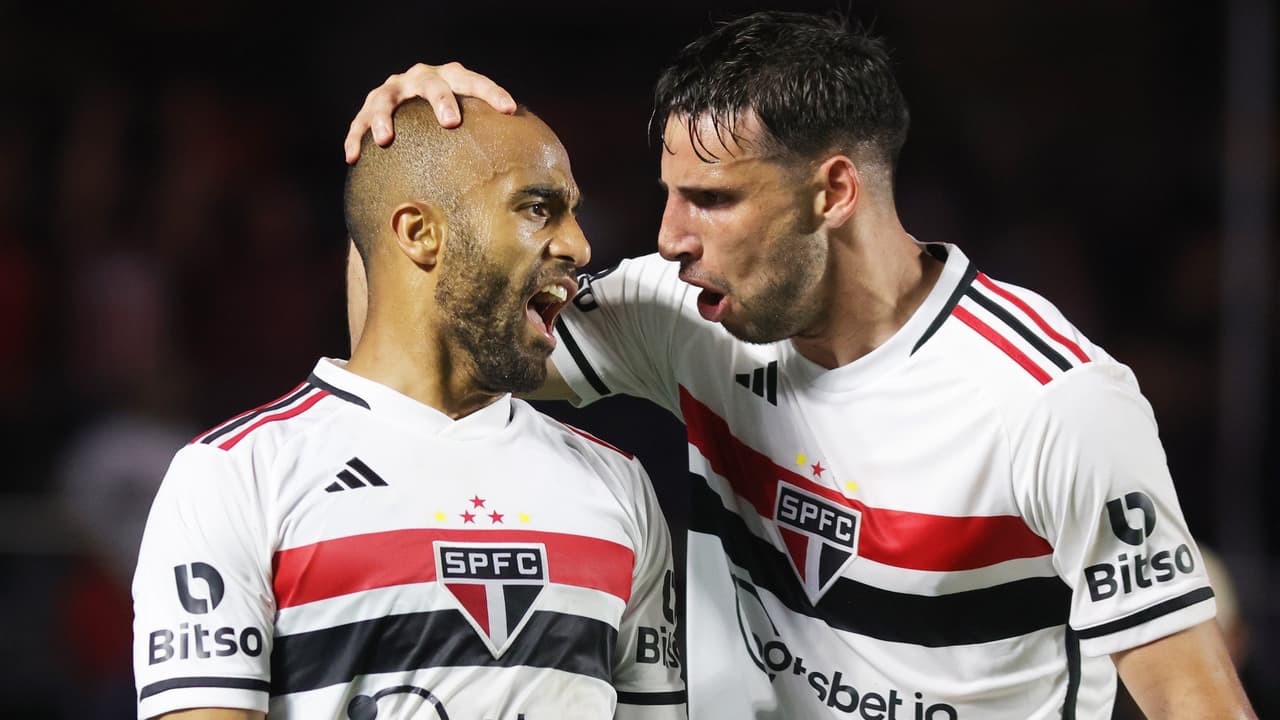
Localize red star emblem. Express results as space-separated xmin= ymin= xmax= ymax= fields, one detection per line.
xmin=469 ymin=495 xmax=486 ymax=508
xmin=460 ymin=510 xmax=476 ymax=523
xmin=489 ymin=511 xmax=505 ymax=524
xmin=811 ymin=462 xmax=825 ymax=478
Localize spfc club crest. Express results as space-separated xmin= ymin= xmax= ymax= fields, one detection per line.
xmin=773 ymin=482 xmax=861 ymax=602
xmin=434 ymin=541 xmax=548 ymax=657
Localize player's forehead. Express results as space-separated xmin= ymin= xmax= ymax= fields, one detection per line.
xmin=662 ymin=110 xmax=771 ymax=162
xmin=659 ymin=110 xmax=784 ymax=187
xmin=466 ymin=114 xmax=578 ymax=204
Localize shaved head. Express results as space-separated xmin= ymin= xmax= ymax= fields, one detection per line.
xmin=342 ymin=95 xmax=587 ymax=398
xmin=343 ymin=97 xmax=546 ymax=269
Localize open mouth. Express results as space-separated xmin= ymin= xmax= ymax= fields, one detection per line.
xmin=680 ymin=268 xmax=730 ymax=323
xmin=695 ymin=288 xmax=729 ymax=322
xmin=525 ymin=279 xmax=576 ymax=342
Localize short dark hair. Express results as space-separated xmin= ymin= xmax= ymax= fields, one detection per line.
xmin=651 ymin=11 xmax=910 ymax=171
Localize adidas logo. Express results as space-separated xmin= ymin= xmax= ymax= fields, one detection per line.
xmin=734 ymin=361 xmax=778 ymax=405
xmin=324 ymin=457 xmax=388 ymax=493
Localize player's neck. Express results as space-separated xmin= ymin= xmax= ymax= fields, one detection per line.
xmin=346 ymin=304 xmax=501 ymax=420
xmin=789 ymin=215 xmax=943 ymax=370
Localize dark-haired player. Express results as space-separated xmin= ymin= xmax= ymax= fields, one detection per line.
xmin=346 ymin=11 xmax=1255 ymax=719
xmin=132 ymin=99 xmax=685 ymax=720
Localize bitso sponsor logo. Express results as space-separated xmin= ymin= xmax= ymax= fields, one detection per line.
xmin=774 ymin=482 xmax=861 ymax=602
xmin=435 ymin=542 xmax=548 ymax=657
xmin=1085 ymin=491 xmax=1197 ymax=602
xmin=636 ymin=570 xmax=681 ymax=669
xmin=733 ymin=578 xmax=959 ymax=718
xmin=149 ymin=562 xmax=263 ymax=665
xmin=1106 ymin=492 xmax=1156 ymax=546
xmin=173 ymin=562 xmax=224 ymax=614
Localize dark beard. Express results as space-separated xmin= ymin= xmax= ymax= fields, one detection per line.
xmin=434 ymin=230 xmax=549 ymax=395
xmin=724 ymin=230 xmax=827 ymax=344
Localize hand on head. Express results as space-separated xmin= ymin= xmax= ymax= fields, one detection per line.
xmin=344 ymin=62 xmax=516 ymax=164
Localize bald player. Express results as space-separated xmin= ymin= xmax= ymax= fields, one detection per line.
xmin=131 ymin=98 xmax=686 ymax=720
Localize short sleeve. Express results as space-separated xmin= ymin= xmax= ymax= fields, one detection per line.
xmin=132 ymin=444 xmax=275 ymax=719
xmin=611 ymin=459 xmax=687 ymax=719
xmin=1012 ymin=363 xmax=1216 ymax=658
xmin=551 ymin=254 xmax=696 ymax=416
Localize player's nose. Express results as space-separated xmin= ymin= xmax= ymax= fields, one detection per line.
xmin=550 ymin=214 xmax=591 ymax=269
xmin=657 ymin=196 xmax=702 ymax=263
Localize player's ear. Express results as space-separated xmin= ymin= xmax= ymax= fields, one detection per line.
xmin=390 ymin=201 xmax=445 ymax=269
xmin=812 ymin=154 xmax=860 ymax=229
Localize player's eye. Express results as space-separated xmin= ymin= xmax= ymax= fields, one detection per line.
xmin=526 ymin=202 xmax=550 ymax=219
xmin=690 ymin=190 xmax=731 ymax=209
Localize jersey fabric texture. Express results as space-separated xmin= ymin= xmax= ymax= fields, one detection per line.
xmin=132 ymin=359 xmax=685 ymax=720
xmin=548 ymin=245 xmax=1215 ymax=720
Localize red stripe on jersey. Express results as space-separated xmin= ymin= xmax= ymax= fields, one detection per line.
xmin=192 ymin=381 xmax=309 ymax=444
xmin=561 ymin=422 xmax=635 ymax=460
xmin=952 ymin=305 xmax=1053 ymax=384
xmin=272 ymin=528 xmax=635 ymax=609
xmin=218 ymin=390 xmax=329 ymax=450
xmin=975 ymin=273 xmax=1090 ymax=364
xmin=679 ymin=387 xmax=1052 ymax=571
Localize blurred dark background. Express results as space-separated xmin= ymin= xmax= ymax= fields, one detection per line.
xmin=0 ymin=1 xmax=1274 ymax=717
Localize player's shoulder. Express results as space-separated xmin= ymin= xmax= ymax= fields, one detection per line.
xmin=575 ymin=252 xmax=691 ymax=310
xmin=927 ymin=268 xmax=1114 ymax=400
xmin=188 ymin=371 xmax=351 ymax=459
xmin=517 ymin=402 xmax=637 ymax=464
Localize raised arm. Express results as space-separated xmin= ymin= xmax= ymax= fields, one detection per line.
xmin=344 ymin=62 xmax=516 ymax=163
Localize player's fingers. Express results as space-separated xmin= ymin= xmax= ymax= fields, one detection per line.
xmin=435 ymin=62 xmax=517 ymax=114
xmin=344 ymin=125 xmax=362 ymax=164
xmin=387 ymin=63 xmax=465 ymax=127
xmin=344 ymin=82 xmax=400 ymax=163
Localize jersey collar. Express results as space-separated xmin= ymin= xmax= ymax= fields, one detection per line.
xmin=778 ymin=242 xmax=974 ymax=393
xmin=310 ymin=358 xmax=514 ymax=439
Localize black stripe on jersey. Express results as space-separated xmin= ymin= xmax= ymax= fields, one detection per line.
xmin=964 ymin=287 xmax=1072 ymax=371
xmin=200 ymin=384 xmax=316 ymax=445
xmin=1073 ymin=586 xmax=1215 ymax=640
xmin=690 ymin=475 xmax=1072 ymax=646
xmin=347 ymin=457 xmax=387 ymax=486
xmin=617 ymin=689 xmax=688 ymax=705
xmin=270 ymin=609 xmax=615 ymax=696
xmin=911 ymin=263 xmax=978 ymax=355
xmin=555 ymin=317 xmax=611 ymax=396
xmin=1062 ymin=628 xmax=1081 ymax=720
xmin=139 ymin=676 xmax=271 ymax=700
xmin=307 ymin=372 xmax=372 ymax=409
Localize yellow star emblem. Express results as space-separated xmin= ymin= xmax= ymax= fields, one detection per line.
xmin=844 ymin=481 xmax=858 ymax=493
xmin=518 ymin=513 xmax=531 ymax=523
xmin=796 ymin=453 xmax=808 ymax=466
xmin=434 ymin=511 xmax=447 ymax=522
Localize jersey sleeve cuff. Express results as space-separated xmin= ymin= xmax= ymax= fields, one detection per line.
xmin=551 ymin=319 xmax=610 ymax=406
xmin=614 ymin=688 xmax=688 ymax=719
xmin=138 ymin=677 xmax=270 ymax=719
xmin=1075 ymin=586 xmax=1217 ymax=657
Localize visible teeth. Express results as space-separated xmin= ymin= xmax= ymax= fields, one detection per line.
xmin=538 ymin=284 xmax=568 ymax=302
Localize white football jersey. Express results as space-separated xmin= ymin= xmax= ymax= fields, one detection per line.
xmin=133 ymin=359 xmax=685 ymax=720
xmin=549 ymin=245 xmax=1215 ymax=719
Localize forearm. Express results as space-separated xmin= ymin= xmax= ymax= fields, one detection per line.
xmin=1113 ymin=620 xmax=1255 ymax=718
xmin=154 ymin=709 xmax=265 ymax=720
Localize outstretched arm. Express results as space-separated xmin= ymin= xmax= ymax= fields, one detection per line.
xmin=344 ymin=62 xmax=516 ymax=163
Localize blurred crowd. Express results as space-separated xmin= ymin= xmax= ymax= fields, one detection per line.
xmin=1 ymin=2 xmax=1274 ymax=717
